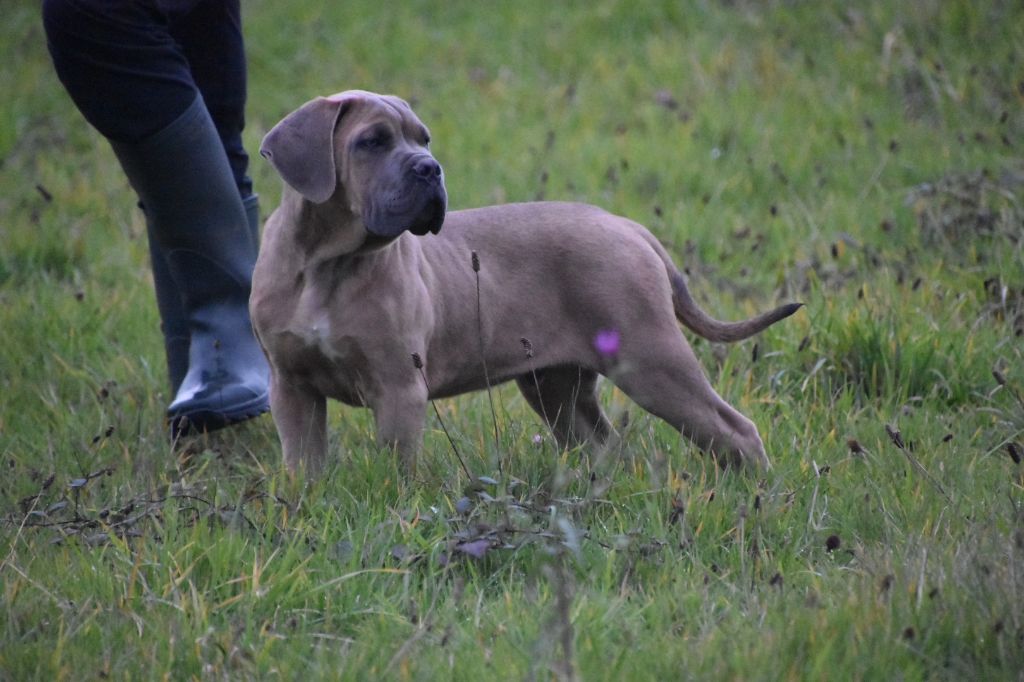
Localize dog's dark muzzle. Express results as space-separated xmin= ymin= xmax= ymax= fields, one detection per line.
xmin=408 ymin=154 xmax=446 ymax=236
xmin=364 ymin=153 xmax=447 ymax=238
xmin=406 ymin=193 xmax=446 ymax=236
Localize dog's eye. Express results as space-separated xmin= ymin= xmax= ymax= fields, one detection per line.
xmin=357 ymin=132 xmax=391 ymax=151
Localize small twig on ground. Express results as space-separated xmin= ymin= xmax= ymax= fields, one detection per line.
xmin=545 ymin=557 xmax=578 ymax=682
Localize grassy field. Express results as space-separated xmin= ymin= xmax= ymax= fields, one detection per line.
xmin=3 ymin=0 xmax=1024 ymax=679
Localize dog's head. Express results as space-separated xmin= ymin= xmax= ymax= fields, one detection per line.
xmin=261 ymin=90 xmax=447 ymax=239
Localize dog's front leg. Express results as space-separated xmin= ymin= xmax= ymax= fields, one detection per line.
xmin=371 ymin=385 xmax=428 ymax=475
xmin=270 ymin=372 xmax=328 ymax=477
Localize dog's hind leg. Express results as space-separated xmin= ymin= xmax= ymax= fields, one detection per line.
xmin=516 ymin=366 xmax=612 ymax=451
xmin=610 ymin=333 xmax=771 ymax=469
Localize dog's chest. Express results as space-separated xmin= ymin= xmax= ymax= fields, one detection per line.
xmin=295 ymin=313 xmax=338 ymax=360
xmin=266 ymin=312 xmax=370 ymax=406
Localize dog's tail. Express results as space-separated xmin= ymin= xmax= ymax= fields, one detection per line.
xmin=635 ymin=226 xmax=802 ymax=342
xmin=670 ymin=271 xmax=802 ymax=342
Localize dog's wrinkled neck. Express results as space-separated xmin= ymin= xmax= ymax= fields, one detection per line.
xmin=283 ymin=190 xmax=381 ymax=267
xmin=354 ymin=233 xmax=401 ymax=254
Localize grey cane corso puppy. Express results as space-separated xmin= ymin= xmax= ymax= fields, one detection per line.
xmin=252 ymin=90 xmax=800 ymax=477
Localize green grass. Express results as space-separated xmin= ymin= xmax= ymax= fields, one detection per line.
xmin=3 ymin=0 xmax=1024 ymax=679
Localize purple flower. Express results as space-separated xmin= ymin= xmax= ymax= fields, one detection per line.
xmin=593 ymin=329 xmax=620 ymax=358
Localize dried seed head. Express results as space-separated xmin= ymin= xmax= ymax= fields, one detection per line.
xmin=847 ymin=438 xmax=864 ymax=455
xmin=668 ymin=496 xmax=685 ymax=525
xmin=884 ymin=424 xmax=905 ymax=449
xmin=1007 ymin=442 xmax=1022 ymax=465
xmin=825 ymin=534 xmax=841 ymax=552
xmin=411 ymin=353 xmax=423 ymax=369
xmin=520 ymin=337 xmax=534 ymax=358
xmin=471 ymin=251 xmax=480 ymax=272
xmin=993 ymin=369 xmax=1007 ymax=386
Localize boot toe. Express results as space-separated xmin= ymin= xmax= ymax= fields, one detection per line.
xmin=169 ymin=379 xmax=269 ymax=435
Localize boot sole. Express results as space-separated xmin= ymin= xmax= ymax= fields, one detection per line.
xmin=169 ymin=392 xmax=270 ymax=438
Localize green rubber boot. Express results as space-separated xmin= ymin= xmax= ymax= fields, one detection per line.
xmin=114 ymin=95 xmax=269 ymax=435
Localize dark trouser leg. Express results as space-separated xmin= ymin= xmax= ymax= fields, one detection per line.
xmin=169 ymin=0 xmax=252 ymax=199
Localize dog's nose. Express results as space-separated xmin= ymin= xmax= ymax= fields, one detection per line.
xmin=412 ymin=157 xmax=442 ymax=180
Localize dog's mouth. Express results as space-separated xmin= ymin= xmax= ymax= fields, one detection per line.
xmin=364 ymin=182 xmax=447 ymax=239
xmin=406 ymin=193 xmax=446 ymax=236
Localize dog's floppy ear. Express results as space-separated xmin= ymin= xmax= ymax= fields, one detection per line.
xmin=260 ymin=94 xmax=353 ymax=204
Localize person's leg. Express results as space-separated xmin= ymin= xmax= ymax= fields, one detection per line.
xmin=169 ymin=0 xmax=252 ymax=199
xmin=42 ymin=0 xmax=197 ymax=142
xmin=169 ymin=0 xmax=262 ymax=257
xmin=43 ymin=0 xmax=269 ymax=433
xmin=44 ymin=0 xmax=195 ymax=393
